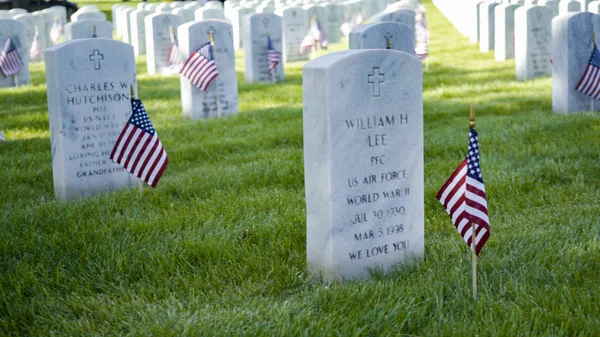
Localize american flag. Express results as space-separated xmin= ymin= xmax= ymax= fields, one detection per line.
xmin=414 ymin=3 xmax=429 ymax=60
xmin=0 ymin=130 xmax=5 ymax=142
xmin=30 ymin=30 xmax=42 ymax=62
xmin=267 ymin=35 xmax=281 ymax=76
xmin=340 ymin=18 xmax=353 ymax=38
xmin=311 ymin=18 xmax=328 ymax=48
xmin=575 ymin=46 xmax=600 ymax=99
xmin=168 ymin=34 xmax=181 ymax=69
xmin=50 ymin=18 xmax=63 ymax=44
xmin=436 ymin=128 xmax=490 ymax=255
xmin=354 ymin=12 xmax=364 ymax=26
xmin=110 ymin=99 xmax=168 ymax=188
xmin=298 ymin=33 xmax=315 ymax=55
xmin=180 ymin=41 xmax=219 ymax=91
xmin=0 ymin=37 xmax=24 ymax=76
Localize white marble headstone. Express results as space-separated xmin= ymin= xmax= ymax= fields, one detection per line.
xmin=195 ymin=7 xmax=226 ymax=21
xmin=370 ymin=9 xmax=416 ymax=29
xmin=65 ymin=20 xmax=113 ymax=40
xmin=14 ymin=13 xmax=48 ymax=61
xmin=349 ymin=22 xmax=415 ymax=54
xmin=131 ymin=9 xmax=151 ymax=56
xmin=494 ymin=3 xmax=521 ymax=61
xmin=145 ymin=13 xmax=181 ymax=75
xmin=303 ymin=49 xmax=424 ymax=282
xmin=0 ymin=19 xmax=30 ymax=87
xmin=231 ymin=7 xmax=255 ymax=49
xmin=279 ymin=6 xmax=309 ymax=62
xmin=72 ymin=10 xmax=106 ymax=23
xmin=45 ymin=38 xmax=138 ymax=200
xmin=558 ymin=0 xmax=581 ymax=15
xmin=590 ymin=0 xmax=600 ymax=13
xmin=515 ymin=5 xmax=552 ymax=80
xmin=479 ymin=1 xmax=499 ymax=52
xmin=322 ymin=3 xmax=344 ymax=43
xmin=178 ymin=20 xmax=238 ymax=119
xmin=119 ymin=7 xmax=135 ymax=44
xmin=552 ymin=12 xmax=600 ymax=113
xmin=242 ymin=13 xmax=284 ymax=82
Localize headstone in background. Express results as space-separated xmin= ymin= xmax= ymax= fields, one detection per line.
xmin=370 ymin=9 xmax=416 ymax=29
xmin=577 ymin=0 xmax=593 ymax=11
xmin=178 ymin=20 xmax=238 ymax=119
xmin=479 ymin=0 xmax=499 ymax=52
xmin=145 ymin=13 xmax=181 ymax=75
xmin=65 ymin=20 xmax=113 ymax=40
xmin=14 ymin=13 xmax=47 ymax=60
xmin=45 ymin=39 xmax=138 ymax=200
xmin=590 ymin=0 xmax=600 ymax=13
xmin=256 ymin=4 xmax=276 ymax=13
xmin=32 ymin=10 xmax=53 ymax=50
xmin=0 ymin=19 xmax=30 ymax=88
xmin=303 ymin=49 xmax=424 ymax=282
xmin=131 ymin=9 xmax=151 ymax=56
xmin=119 ymin=7 xmax=135 ymax=44
xmin=47 ymin=6 xmax=67 ymax=25
xmin=172 ymin=7 xmax=194 ymax=24
xmin=72 ymin=11 xmax=106 ymax=22
xmin=155 ymin=4 xmax=173 ymax=14
xmin=323 ymin=3 xmax=343 ymax=44
xmin=195 ymin=7 xmax=226 ymax=21
xmin=558 ymin=0 xmax=581 ymax=15
xmin=494 ymin=3 xmax=521 ymax=61
xmin=303 ymin=4 xmax=326 ymax=28
xmin=539 ymin=0 xmax=559 ymax=16
xmin=170 ymin=1 xmax=185 ymax=9
xmin=231 ymin=7 xmax=255 ymax=49
xmin=242 ymin=13 xmax=284 ymax=82
xmin=552 ymin=12 xmax=600 ymax=113
xmin=8 ymin=8 xmax=27 ymax=16
xmin=112 ymin=4 xmax=126 ymax=38
xmin=145 ymin=4 xmax=158 ymax=12
xmin=279 ymin=6 xmax=309 ymax=62
xmin=349 ymin=22 xmax=414 ymax=54
xmin=470 ymin=0 xmax=484 ymax=43
xmin=137 ymin=3 xmax=147 ymax=10
xmin=515 ymin=5 xmax=552 ymax=80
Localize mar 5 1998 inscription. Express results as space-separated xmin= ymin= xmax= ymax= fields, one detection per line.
xmin=303 ymin=49 xmax=424 ymax=282
xmin=45 ymin=39 xmax=138 ymax=200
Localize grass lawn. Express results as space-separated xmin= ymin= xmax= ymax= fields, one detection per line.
xmin=1 ymin=1 xmax=600 ymax=335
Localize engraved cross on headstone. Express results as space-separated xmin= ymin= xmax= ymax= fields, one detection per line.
xmin=368 ymin=67 xmax=385 ymax=97
xmin=89 ymin=49 xmax=104 ymax=70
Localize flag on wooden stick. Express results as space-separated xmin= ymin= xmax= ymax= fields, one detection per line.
xmin=267 ymin=35 xmax=281 ymax=76
xmin=50 ymin=18 xmax=63 ymax=44
xmin=180 ymin=41 xmax=219 ymax=91
xmin=30 ymin=29 xmax=42 ymax=62
xmin=436 ymin=127 xmax=490 ymax=255
xmin=414 ymin=3 xmax=429 ymax=60
xmin=110 ymin=97 xmax=168 ymax=188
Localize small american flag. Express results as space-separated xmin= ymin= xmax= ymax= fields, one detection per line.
xmin=436 ymin=128 xmax=490 ymax=255
xmin=311 ymin=18 xmax=328 ymax=48
xmin=575 ymin=46 xmax=600 ymax=99
xmin=50 ymin=18 xmax=63 ymax=44
xmin=298 ymin=33 xmax=315 ymax=55
xmin=0 ymin=130 xmax=5 ymax=142
xmin=340 ymin=18 xmax=353 ymax=38
xmin=30 ymin=30 xmax=42 ymax=62
xmin=0 ymin=37 xmax=24 ymax=76
xmin=180 ymin=41 xmax=219 ymax=91
xmin=110 ymin=99 xmax=168 ymax=188
xmin=267 ymin=35 xmax=281 ymax=76
xmin=168 ymin=34 xmax=181 ymax=69
xmin=414 ymin=3 xmax=429 ymax=60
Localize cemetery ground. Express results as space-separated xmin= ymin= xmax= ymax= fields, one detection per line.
xmin=1 ymin=1 xmax=600 ymax=335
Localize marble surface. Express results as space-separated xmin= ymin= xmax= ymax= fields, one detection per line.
xmin=65 ymin=20 xmax=113 ymax=40
xmin=349 ymin=22 xmax=415 ymax=54
xmin=145 ymin=13 xmax=181 ymax=75
xmin=303 ymin=49 xmax=424 ymax=282
xmin=515 ymin=5 xmax=552 ymax=80
xmin=242 ymin=13 xmax=284 ymax=83
xmin=44 ymin=38 xmax=138 ymax=199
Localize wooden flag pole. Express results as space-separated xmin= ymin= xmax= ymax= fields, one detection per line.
xmin=131 ymin=84 xmax=144 ymax=195
xmin=267 ymin=30 xmax=276 ymax=85
xmin=470 ymin=103 xmax=477 ymax=300
xmin=169 ymin=25 xmax=175 ymax=44
xmin=209 ymin=31 xmax=222 ymax=118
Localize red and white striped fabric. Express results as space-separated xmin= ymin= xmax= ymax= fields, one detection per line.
xmin=0 ymin=37 xmax=24 ymax=76
xmin=180 ymin=42 xmax=219 ymax=91
xmin=110 ymin=99 xmax=168 ymax=188
xmin=436 ymin=128 xmax=490 ymax=255
xmin=575 ymin=46 xmax=600 ymax=99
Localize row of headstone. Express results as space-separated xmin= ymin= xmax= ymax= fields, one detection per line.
xmin=435 ymin=1 xmax=600 ymax=114
xmin=39 ymin=22 xmax=425 ymax=284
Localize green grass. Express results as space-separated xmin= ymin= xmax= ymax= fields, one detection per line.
xmin=2 ymin=1 xmax=600 ymax=336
